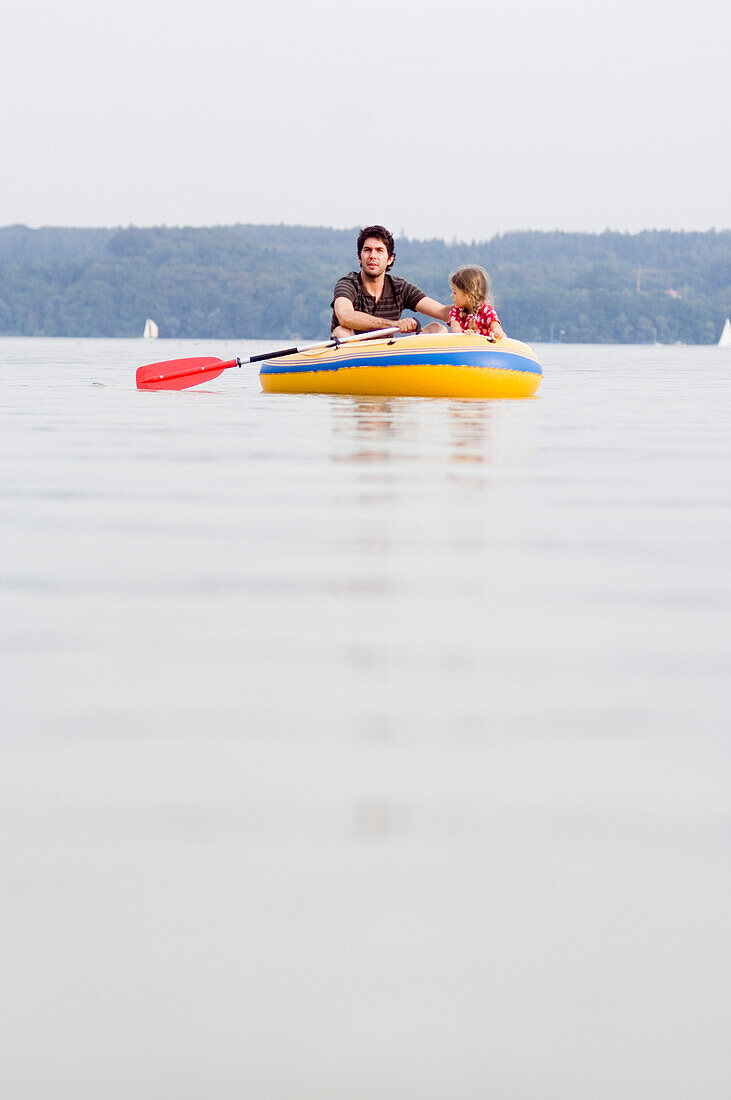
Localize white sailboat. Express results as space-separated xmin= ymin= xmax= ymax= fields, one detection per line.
xmin=143 ymin=318 xmax=159 ymax=339
xmin=718 ymin=318 xmax=731 ymax=348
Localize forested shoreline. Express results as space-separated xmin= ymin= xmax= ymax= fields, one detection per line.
xmin=1 ymin=223 xmax=729 ymax=343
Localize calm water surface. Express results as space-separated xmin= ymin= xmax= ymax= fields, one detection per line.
xmin=2 ymin=337 xmax=729 ymax=1098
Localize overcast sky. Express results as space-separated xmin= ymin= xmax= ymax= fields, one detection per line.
xmin=2 ymin=0 xmax=729 ymax=241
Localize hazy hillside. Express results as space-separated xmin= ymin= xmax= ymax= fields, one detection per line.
xmin=1 ymin=224 xmax=729 ymax=343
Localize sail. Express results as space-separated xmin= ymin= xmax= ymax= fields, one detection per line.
xmin=143 ymin=318 xmax=159 ymax=339
xmin=718 ymin=318 xmax=731 ymax=348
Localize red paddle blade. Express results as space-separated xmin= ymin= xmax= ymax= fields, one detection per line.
xmin=136 ymin=356 xmax=231 ymax=391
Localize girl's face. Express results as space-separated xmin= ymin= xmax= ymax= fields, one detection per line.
xmin=450 ymin=283 xmax=470 ymax=310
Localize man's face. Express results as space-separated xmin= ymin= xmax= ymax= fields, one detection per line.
xmin=359 ymin=237 xmax=393 ymax=278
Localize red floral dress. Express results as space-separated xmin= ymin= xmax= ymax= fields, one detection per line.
xmin=449 ymin=302 xmax=501 ymax=337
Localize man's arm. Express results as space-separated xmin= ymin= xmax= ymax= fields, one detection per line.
xmin=333 ymin=297 xmax=417 ymax=333
xmin=414 ymin=296 xmax=451 ymax=323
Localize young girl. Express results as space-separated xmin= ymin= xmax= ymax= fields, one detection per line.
xmin=448 ymin=265 xmax=504 ymax=340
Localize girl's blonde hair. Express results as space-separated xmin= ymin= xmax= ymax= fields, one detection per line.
xmin=449 ymin=264 xmax=492 ymax=314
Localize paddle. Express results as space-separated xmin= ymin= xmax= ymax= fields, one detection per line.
xmin=136 ymin=327 xmax=401 ymax=391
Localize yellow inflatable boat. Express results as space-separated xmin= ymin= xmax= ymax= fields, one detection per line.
xmin=259 ymin=332 xmax=542 ymax=399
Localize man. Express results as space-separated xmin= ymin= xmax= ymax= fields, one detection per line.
xmin=331 ymin=225 xmax=450 ymax=339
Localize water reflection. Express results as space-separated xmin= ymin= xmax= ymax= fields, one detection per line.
xmin=445 ymin=401 xmax=497 ymax=465
xmin=352 ymin=796 xmax=402 ymax=839
xmin=331 ymin=394 xmax=498 ymax=471
xmin=332 ymin=397 xmax=397 ymax=464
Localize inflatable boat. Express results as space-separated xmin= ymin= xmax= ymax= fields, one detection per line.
xmin=259 ymin=332 xmax=542 ymax=399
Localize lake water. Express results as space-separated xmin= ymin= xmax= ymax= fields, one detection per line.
xmin=2 ymin=337 xmax=729 ymax=1099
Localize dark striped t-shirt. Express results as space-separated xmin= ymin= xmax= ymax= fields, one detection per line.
xmin=331 ymin=272 xmax=425 ymax=331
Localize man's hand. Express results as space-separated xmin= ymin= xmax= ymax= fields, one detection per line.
xmin=397 ymin=317 xmax=418 ymax=333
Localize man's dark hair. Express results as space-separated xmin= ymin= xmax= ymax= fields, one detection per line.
xmin=357 ymin=225 xmax=395 ymax=268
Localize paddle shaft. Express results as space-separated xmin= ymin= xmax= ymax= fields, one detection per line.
xmin=239 ymin=326 xmax=400 ymax=367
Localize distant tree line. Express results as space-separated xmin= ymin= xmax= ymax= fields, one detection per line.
xmin=0 ymin=223 xmax=729 ymax=343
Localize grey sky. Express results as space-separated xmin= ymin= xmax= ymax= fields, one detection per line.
xmin=2 ymin=0 xmax=729 ymax=240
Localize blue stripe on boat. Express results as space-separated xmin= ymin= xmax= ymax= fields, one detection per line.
xmin=260 ymin=349 xmax=542 ymax=376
